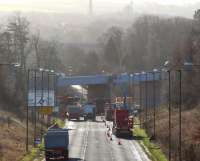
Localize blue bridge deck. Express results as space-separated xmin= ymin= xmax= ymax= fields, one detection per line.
xmin=57 ymin=72 xmax=161 ymax=86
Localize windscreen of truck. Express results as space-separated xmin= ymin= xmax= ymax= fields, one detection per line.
xmin=68 ymin=107 xmax=80 ymax=113
xmin=45 ymin=135 xmax=68 ymax=148
xmin=83 ymin=105 xmax=95 ymax=114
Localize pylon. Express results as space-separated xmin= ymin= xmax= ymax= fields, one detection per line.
xmin=118 ymin=139 xmax=121 ymax=145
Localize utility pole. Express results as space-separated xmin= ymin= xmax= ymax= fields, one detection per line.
xmin=26 ymin=69 xmax=30 ymax=152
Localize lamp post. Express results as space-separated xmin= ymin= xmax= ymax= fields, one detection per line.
xmin=151 ymin=69 xmax=158 ymax=139
xmin=26 ymin=69 xmax=30 ymax=152
xmin=47 ymin=70 xmax=55 ymax=127
xmin=129 ymin=74 xmax=133 ymax=110
xmin=178 ymin=70 xmax=182 ymax=161
xmin=45 ymin=69 xmax=50 ymax=128
xmin=39 ymin=68 xmax=44 ymax=138
xmin=33 ymin=69 xmax=37 ymax=147
xmin=139 ymin=73 xmax=142 ymax=128
xmin=167 ymin=70 xmax=171 ymax=161
xmin=145 ymin=72 xmax=148 ymax=132
xmin=6 ymin=63 xmax=31 ymax=151
xmin=142 ymin=71 xmax=148 ymax=131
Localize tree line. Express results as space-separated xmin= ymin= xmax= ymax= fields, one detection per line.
xmin=1 ymin=10 xmax=200 ymax=110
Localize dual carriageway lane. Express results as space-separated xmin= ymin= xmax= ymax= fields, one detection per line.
xmin=65 ymin=117 xmax=151 ymax=161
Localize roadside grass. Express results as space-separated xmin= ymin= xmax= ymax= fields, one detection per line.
xmin=133 ymin=127 xmax=168 ymax=161
xmin=53 ymin=118 xmax=65 ymax=128
xmin=20 ymin=142 xmax=44 ymax=161
xmin=20 ymin=118 xmax=65 ymax=161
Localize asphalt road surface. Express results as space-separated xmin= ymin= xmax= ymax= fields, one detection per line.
xmin=66 ymin=117 xmax=151 ymax=161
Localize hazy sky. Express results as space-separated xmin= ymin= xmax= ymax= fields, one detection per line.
xmin=0 ymin=0 xmax=199 ymax=13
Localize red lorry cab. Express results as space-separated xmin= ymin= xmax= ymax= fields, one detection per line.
xmin=113 ymin=109 xmax=133 ymax=137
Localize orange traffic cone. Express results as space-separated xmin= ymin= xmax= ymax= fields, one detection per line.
xmin=118 ymin=139 xmax=121 ymax=145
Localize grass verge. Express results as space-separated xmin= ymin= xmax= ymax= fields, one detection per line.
xmin=133 ymin=127 xmax=168 ymax=161
xmin=20 ymin=118 xmax=65 ymax=161
xmin=20 ymin=141 xmax=44 ymax=161
xmin=53 ymin=118 xmax=65 ymax=128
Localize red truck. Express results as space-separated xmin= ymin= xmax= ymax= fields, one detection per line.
xmin=112 ymin=109 xmax=133 ymax=137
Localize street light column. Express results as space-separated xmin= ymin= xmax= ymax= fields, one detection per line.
xmin=26 ymin=69 xmax=30 ymax=152
xmin=168 ymin=70 xmax=171 ymax=161
xmin=139 ymin=74 xmax=142 ymax=128
xmin=40 ymin=70 xmax=44 ymax=138
xmin=34 ymin=69 xmax=37 ymax=147
xmin=153 ymin=72 xmax=156 ymax=139
xmin=145 ymin=73 xmax=148 ymax=131
xmin=178 ymin=70 xmax=182 ymax=161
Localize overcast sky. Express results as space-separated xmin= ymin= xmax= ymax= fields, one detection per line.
xmin=0 ymin=0 xmax=199 ymax=13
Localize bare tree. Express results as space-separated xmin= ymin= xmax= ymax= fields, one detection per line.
xmin=102 ymin=26 xmax=124 ymax=73
xmin=32 ymin=29 xmax=41 ymax=68
xmin=7 ymin=13 xmax=30 ymax=70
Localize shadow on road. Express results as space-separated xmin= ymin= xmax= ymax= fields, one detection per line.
xmin=115 ymin=135 xmax=145 ymax=140
xmin=68 ymin=120 xmax=85 ymax=122
xmin=53 ymin=158 xmax=84 ymax=161
xmin=68 ymin=158 xmax=85 ymax=161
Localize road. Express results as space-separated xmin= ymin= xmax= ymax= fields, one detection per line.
xmin=66 ymin=117 xmax=151 ymax=161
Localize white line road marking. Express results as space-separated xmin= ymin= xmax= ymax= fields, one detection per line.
xmin=80 ymin=121 xmax=90 ymax=160
xmin=128 ymin=140 xmax=143 ymax=161
xmin=67 ymin=121 xmax=76 ymax=129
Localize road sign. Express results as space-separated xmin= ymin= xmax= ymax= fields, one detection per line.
xmin=34 ymin=137 xmax=41 ymax=145
xmin=53 ymin=106 xmax=59 ymax=112
xmin=39 ymin=107 xmax=53 ymax=115
xmin=28 ymin=90 xmax=55 ymax=107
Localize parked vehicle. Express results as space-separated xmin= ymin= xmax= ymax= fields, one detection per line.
xmin=83 ymin=104 xmax=96 ymax=121
xmin=112 ymin=109 xmax=133 ymax=137
xmin=95 ymin=98 xmax=110 ymax=115
xmin=68 ymin=105 xmax=81 ymax=120
xmin=44 ymin=127 xmax=69 ymax=161
xmin=104 ymin=103 xmax=115 ymax=121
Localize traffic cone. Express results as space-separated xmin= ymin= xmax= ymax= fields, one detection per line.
xmin=118 ymin=139 xmax=121 ymax=145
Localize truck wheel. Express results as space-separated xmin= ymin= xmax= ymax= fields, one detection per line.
xmin=128 ymin=131 xmax=133 ymax=138
xmin=64 ymin=150 xmax=69 ymax=160
xmin=115 ymin=130 xmax=120 ymax=137
xmin=112 ymin=128 xmax=116 ymax=135
xmin=45 ymin=157 xmax=50 ymax=161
